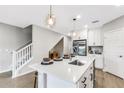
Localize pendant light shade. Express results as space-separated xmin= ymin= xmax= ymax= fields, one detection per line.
xmin=46 ymin=5 xmax=56 ymax=27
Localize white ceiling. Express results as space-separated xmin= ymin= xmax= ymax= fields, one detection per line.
xmin=0 ymin=5 xmax=124 ymax=34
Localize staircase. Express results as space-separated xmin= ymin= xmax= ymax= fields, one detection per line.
xmin=12 ymin=42 xmax=33 ymax=78
xmin=11 ymin=36 xmax=66 ymax=78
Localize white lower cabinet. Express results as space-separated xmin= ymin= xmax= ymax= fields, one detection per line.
xmin=95 ymin=55 xmax=103 ymax=69
xmin=77 ymin=63 xmax=94 ymax=88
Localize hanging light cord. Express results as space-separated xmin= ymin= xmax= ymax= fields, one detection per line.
xmin=73 ymin=18 xmax=76 ymax=32
xmin=50 ymin=5 xmax=52 ymax=18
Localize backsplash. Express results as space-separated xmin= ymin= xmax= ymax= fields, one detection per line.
xmin=88 ymin=46 xmax=103 ymax=54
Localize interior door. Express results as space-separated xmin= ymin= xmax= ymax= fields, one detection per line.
xmin=104 ymin=29 xmax=124 ymax=79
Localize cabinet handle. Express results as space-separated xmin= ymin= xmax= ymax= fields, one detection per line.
xmin=82 ymin=77 xmax=87 ymax=83
xmin=84 ymin=84 xmax=87 ymax=88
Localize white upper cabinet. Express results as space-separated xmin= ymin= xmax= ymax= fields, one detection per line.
xmin=88 ymin=28 xmax=103 ymax=46
xmin=72 ymin=29 xmax=88 ymax=40
xmin=88 ymin=30 xmax=95 ymax=46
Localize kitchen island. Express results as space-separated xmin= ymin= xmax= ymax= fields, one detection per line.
xmin=30 ymin=56 xmax=95 ymax=88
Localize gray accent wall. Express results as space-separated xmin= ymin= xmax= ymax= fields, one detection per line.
xmin=0 ymin=23 xmax=32 ymax=72
xmin=22 ymin=25 xmax=32 ymax=41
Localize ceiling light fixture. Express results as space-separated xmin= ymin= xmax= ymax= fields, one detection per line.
xmin=46 ymin=5 xmax=56 ymax=28
xmin=84 ymin=25 xmax=88 ymax=28
xmin=68 ymin=18 xmax=77 ymax=37
xmin=68 ymin=33 xmax=71 ymax=36
xmin=72 ymin=18 xmax=77 ymax=37
xmin=72 ymin=32 xmax=76 ymax=36
xmin=67 ymin=32 xmax=76 ymax=37
xmin=76 ymin=15 xmax=81 ymax=19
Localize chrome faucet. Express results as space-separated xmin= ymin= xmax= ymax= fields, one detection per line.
xmin=69 ymin=54 xmax=72 ymax=61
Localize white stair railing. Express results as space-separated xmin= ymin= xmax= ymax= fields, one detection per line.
xmin=12 ymin=43 xmax=33 ymax=78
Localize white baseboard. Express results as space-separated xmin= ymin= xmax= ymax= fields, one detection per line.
xmin=12 ymin=69 xmax=36 ymax=79
xmin=103 ymin=68 xmax=107 ymax=72
xmin=0 ymin=68 xmax=11 ymax=73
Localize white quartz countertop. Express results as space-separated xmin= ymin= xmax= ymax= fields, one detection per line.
xmin=29 ymin=56 xmax=95 ymax=84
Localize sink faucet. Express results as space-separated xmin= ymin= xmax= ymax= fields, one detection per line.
xmin=69 ymin=54 xmax=72 ymax=61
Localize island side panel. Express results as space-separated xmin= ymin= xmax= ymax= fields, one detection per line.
xmin=38 ymin=73 xmax=47 ymax=88
xmin=38 ymin=72 xmax=77 ymax=88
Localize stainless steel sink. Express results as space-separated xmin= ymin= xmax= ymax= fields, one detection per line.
xmin=68 ymin=60 xmax=84 ymax=66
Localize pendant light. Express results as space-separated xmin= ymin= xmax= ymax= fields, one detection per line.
xmin=46 ymin=5 xmax=56 ymax=28
xmin=68 ymin=18 xmax=77 ymax=37
xmin=72 ymin=18 xmax=76 ymax=36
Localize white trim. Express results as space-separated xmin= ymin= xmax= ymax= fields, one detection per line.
xmin=104 ymin=27 xmax=124 ymax=33
xmin=12 ymin=69 xmax=35 ymax=79
xmin=103 ymin=69 xmax=107 ymax=72
xmin=12 ymin=43 xmax=33 ymax=78
xmin=16 ymin=57 xmax=33 ymax=72
xmin=0 ymin=68 xmax=11 ymax=73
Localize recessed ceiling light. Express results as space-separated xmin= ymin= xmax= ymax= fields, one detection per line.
xmin=67 ymin=33 xmax=71 ymax=36
xmin=76 ymin=15 xmax=81 ymax=19
xmin=84 ymin=25 xmax=88 ymax=28
xmin=72 ymin=32 xmax=76 ymax=36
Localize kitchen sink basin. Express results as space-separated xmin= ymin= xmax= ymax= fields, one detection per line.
xmin=68 ymin=60 xmax=84 ymax=66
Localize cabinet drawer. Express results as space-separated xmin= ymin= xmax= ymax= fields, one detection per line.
xmin=79 ymin=83 xmax=87 ymax=88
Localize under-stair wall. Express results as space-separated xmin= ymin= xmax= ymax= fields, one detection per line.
xmin=32 ymin=25 xmax=71 ymax=63
xmin=49 ymin=38 xmax=64 ymax=59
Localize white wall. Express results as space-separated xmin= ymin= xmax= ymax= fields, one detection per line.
xmin=0 ymin=23 xmax=32 ymax=72
xmin=63 ymin=36 xmax=71 ymax=54
xmin=32 ymin=25 xmax=71 ymax=63
xmin=102 ymin=15 xmax=124 ymax=32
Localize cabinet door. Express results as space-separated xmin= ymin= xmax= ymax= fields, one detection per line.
xmin=88 ymin=29 xmax=103 ymax=46
xmin=104 ymin=54 xmax=118 ymax=75
xmin=87 ymin=63 xmax=94 ymax=88
xmin=78 ymin=63 xmax=94 ymax=88
xmin=94 ymin=29 xmax=103 ymax=46
xmin=94 ymin=30 xmax=98 ymax=45
xmin=95 ymin=55 xmax=103 ymax=69
xmin=88 ymin=30 xmax=95 ymax=46
xmin=117 ymin=57 xmax=124 ymax=78
xmin=78 ymin=72 xmax=88 ymax=88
